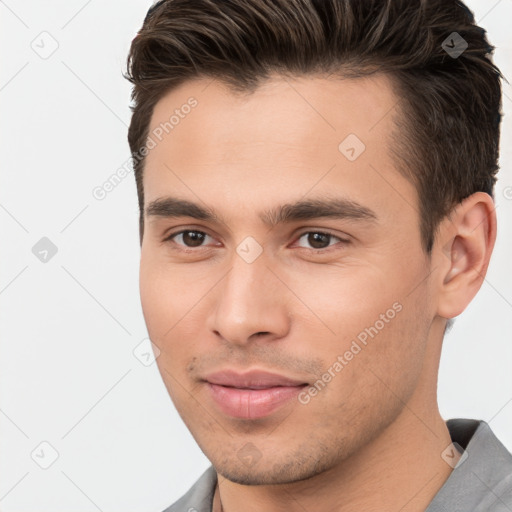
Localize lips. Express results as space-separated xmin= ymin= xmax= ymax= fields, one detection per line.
xmin=203 ymin=370 xmax=308 ymax=419
xmin=204 ymin=370 xmax=308 ymax=389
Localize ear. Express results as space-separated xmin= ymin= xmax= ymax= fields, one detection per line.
xmin=434 ymin=192 xmax=497 ymax=319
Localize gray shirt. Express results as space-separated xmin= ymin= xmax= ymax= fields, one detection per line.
xmin=164 ymin=418 xmax=512 ymax=512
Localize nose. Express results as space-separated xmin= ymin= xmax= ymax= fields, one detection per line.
xmin=207 ymin=251 xmax=292 ymax=346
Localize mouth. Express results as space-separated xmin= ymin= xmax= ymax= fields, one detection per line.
xmin=203 ymin=369 xmax=309 ymax=419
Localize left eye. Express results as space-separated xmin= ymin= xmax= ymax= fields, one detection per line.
xmin=295 ymin=231 xmax=346 ymax=250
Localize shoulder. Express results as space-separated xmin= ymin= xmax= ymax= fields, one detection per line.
xmin=428 ymin=418 xmax=512 ymax=512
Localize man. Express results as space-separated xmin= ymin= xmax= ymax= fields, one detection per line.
xmin=125 ymin=0 xmax=511 ymax=510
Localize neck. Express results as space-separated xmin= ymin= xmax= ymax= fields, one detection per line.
xmin=214 ymin=409 xmax=456 ymax=512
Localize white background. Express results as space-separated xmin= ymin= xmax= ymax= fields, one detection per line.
xmin=1 ymin=1 xmax=511 ymax=510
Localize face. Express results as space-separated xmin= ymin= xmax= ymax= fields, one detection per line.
xmin=139 ymin=74 xmax=437 ymax=485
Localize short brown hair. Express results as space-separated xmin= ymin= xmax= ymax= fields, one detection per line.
xmin=125 ymin=0 xmax=503 ymax=252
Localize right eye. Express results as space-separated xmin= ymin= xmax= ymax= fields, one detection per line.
xmin=163 ymin=229 xmax=216 ymax=249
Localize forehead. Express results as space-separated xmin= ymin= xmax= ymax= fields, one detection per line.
xmin=148 ymin=72 xmax=400 ymax=152
xmin=143 ymin=73 xmax=417 ymax=228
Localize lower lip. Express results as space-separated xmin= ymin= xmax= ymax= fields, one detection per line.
xmin=206 ymin=382 xmax=307 ymax=419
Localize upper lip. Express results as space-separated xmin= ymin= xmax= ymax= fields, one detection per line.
xmin=203 ymin=370 xmax=308 ymax=389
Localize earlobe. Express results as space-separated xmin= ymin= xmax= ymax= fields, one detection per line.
xmin=436 ymin=192 xmax=497 ymax=319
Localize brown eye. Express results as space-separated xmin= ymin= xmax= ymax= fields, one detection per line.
xmin=166 ymin=230 xmax=212 ymax=248
xmin=306 ymin=232 xmax=331 ymax=249
xmin=296 ymin=231 xmax=346 ymax=250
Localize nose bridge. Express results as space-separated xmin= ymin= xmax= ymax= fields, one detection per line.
xmin=209 ymin=247 xmax=290 ymax=344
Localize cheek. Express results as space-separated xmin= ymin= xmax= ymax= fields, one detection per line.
xmin=284 ymin=263 xmax=399 ymax=339
xmin=286 ymin=262 xmax=430 ymax=388
xmin=139 ymin=260 xmax=168 ymax=337
xmin=139 ymin=254 xmax=195 ymax=338
xmin=139 ymin=258 xmax=189 ymax=371
xmin=139 ymin=256 xmax=210 ymax=377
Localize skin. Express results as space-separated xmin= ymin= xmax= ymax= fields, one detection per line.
xmin=139 ymin=74 xmax=496 ymax=511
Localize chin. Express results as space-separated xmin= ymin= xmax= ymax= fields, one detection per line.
xmin=212 ymin=448 xmax=338 ymax=486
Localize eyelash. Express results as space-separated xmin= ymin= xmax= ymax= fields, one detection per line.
xmin=162 ymin=229 xmax=350 ymax=253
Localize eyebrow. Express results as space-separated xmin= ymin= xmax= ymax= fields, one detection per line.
xmin=145 ymin=196 xmax=378 ymax=227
